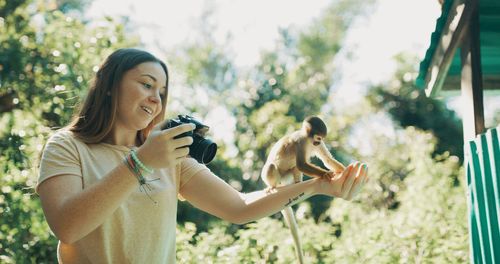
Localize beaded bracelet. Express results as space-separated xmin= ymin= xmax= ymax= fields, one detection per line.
xmin=123 ymin=151 xmax=159 ymax=205
xmin=124 ymin=154 xmax=146 ymax=184
xmin=130 ymin=149 xmax=154 ymax=174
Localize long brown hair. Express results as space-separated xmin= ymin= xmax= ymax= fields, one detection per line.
xmin=67 ymin=48 xmax=169 ymax=144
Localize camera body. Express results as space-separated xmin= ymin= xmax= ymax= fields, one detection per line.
xmin=163 ymin=115 xmax=217 ymax=164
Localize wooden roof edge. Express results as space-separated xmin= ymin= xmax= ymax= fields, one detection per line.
xmin=416 ymin=0 xmax=479 ymax=97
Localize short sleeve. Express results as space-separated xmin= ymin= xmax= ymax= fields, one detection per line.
xmin=36 ymin=131 xmax=82 ymax=193
xmin=177 ymin=157 xmax=210 ymax=200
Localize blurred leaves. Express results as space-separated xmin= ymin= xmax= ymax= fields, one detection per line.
xmin=367 ymin=53 xmax=464 ymax=162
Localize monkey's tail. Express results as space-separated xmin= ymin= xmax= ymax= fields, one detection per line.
xmin=281 ymin=206 xmax=304 ymax=264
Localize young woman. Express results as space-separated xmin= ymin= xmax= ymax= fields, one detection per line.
xmin=37 ymin=48 xmax=368 ymax=263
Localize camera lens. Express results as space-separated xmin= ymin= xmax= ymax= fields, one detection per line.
xmin=190 ymin=135 xmax=217 ymax=164
xmin=162 ymin=115 xmax=218 ymax=164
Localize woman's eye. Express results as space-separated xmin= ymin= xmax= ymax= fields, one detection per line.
xmin=142 ymin=82 xmax=152 ymax=89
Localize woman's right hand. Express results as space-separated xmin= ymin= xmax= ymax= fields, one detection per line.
xmin=315 ymin=162 xmax=368 ymax=200
xmin=136 ymin=123 xmax=195 ymax=169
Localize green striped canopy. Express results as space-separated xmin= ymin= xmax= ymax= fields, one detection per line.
xmin=465 ymin=126 xmax=500 ymax=263
xmin=416 ymin=0 xmax=500 ymax=94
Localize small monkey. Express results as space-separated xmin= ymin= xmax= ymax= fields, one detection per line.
xmin=262 ymin=116 xmax=345 ymax=188
xmin=261 ymin=116 xmax=345 ymax=264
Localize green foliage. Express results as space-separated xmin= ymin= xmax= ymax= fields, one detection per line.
xmin=178 ymin=43 xmax=237 ymax=94
xmin=321 ymin=128 xmax=468 ymax=263
xmin=297 ymin=0 xmax=372 ymax=73
xmin=367 ymin=53 xmax=464 ymax=162
xmin=177 ymin=157 xmax=246 ymax=232
xmin=247 ymin=101 xmax=297 ymax=166
xmin=168 ymin=3 xmax=237 ymax=116
xmin=0 ymin=2 xmax=134 ymax=125
xmin=0 ymin=111 xmax=59 ymax=262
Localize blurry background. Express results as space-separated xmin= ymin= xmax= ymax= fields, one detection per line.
xmin=1 ymin=0 xmax=499 ymax=262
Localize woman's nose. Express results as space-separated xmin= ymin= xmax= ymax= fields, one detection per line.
xmin=149 ymin=93 xmax=161 ymax=104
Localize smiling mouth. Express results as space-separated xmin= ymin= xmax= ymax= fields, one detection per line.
xmin=141 ymin=106 xmax=153 ymax=115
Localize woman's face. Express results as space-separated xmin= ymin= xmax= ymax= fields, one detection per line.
xmin=114 ymin=61 xmax=166 ymax=132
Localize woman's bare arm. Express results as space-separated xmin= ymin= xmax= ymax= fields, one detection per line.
xmin=37 ymin=163 xmax=138 ymax=244
xmin=180 ymin=162 xmax=367 ymax=224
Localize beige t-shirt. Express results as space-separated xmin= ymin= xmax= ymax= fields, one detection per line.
xmin=36 ymin=130 xmax=208 ymax=263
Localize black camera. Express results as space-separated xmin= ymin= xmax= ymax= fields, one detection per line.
xmin=162 ymin=115 xmax=217 ymax=164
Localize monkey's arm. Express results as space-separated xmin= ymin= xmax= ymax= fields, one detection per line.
xmin=315 ymin=141 xmax=345 ymax=173
xmin=295 ymin=141 xmax=330 ymax=178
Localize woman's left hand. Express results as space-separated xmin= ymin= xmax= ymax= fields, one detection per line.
xmin=315 ymin=161 xmax=368 ymax=200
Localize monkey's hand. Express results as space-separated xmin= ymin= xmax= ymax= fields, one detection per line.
xmin=316 ymin=162 xmax=368 ymax=201
xmin=265 ymin=186 xmax=277 ymax=194
xmin=322 ymin=171 xmax=337 ymax=180
xmin=334 ymin=167 xmax=345 ymax=175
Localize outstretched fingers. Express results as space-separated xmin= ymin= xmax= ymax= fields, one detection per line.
xmin=346 ymin=163 xmax=368 ymax=200
xmin=340 ymin=162 xmax=361 ymax=199
xmin=331 ymin=163 xmax=352 ymax=187
xmin=363 ymin=164 xmax=369 ymax=184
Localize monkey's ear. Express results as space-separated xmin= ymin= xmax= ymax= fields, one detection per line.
xmin=302 ymin=121 xmax=310 ymax=131
xmin=302 ymin=123 xmax=313 ymax=137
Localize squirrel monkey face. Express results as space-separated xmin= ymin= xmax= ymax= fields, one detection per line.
xmin=312 ymin=135 xmax=323 ymax=146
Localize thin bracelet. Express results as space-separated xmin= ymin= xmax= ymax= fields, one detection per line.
xmin=124 ymin=154 xmax=146 ymax=184
xmin=123 ymin=154 xmax=146 ymax=185
xmin=123 ymin=153 xmax=159 ymax=205
xmin=130 ymin=149 xmax=154 ymax=174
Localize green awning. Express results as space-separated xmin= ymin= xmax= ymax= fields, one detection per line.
xmin=416 ymin=0 xmax=500 ymax=95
